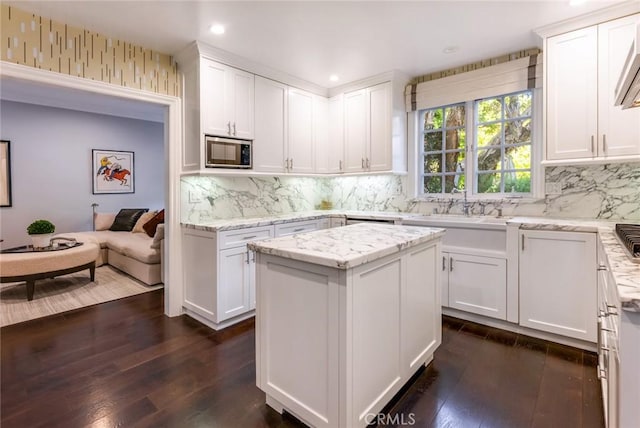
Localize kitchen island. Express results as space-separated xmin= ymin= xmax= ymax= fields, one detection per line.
xmin=249 ymin=223 xmax=445 ymax=428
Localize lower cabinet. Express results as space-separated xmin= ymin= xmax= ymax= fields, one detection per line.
xmin=442 ymin=251 xmax=507 ymax=320
xmin=182 ymin=225 xmax=273 ymax=329
xmin=519 ymin=229 xmax=597 ymax=342
xmin=182 ymin=218 xmax=337 ymax=330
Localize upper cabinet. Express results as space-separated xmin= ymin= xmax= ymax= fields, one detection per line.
xmin=177 ymin=41 xmax=408 ymax=175
xmin=343 ymin=80 xmax=406 ymax=173
xmin=544 ymin=14 xmax=640 ymax=164
xmin=201 ymin=58 xmax=254 ymax=140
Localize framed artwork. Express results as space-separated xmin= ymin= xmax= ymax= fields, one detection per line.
xmin=0 ymin=140 xmax=12 ymax=207
xmin=92 ymin=149 xmax=135 ymax=194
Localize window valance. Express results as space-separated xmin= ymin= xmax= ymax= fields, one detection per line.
xmin=405 ymin=53 xmax=542 ymax=112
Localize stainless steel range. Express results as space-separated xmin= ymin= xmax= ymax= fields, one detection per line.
xmin=615 ymin=224 xmax=640 ymax=260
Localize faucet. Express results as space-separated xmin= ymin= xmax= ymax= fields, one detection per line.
xmin=452 ymin=188 xmax=470 ymax=216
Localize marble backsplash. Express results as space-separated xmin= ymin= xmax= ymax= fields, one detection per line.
xmin=182 ymin=162 xmax=640 ymax=223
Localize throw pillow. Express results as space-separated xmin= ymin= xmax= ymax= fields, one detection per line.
xmin=150 ymin=224 xmax=164 ymax=249
xmin=94 ymin=212 xmax=117 ymax=231
xmin=109 ymin=208 xmax=149 ymax=232
xmin=143 ymin=209 xmax=165 ymax=238
xmin=132 ymin=210 xmax=158 ymax=233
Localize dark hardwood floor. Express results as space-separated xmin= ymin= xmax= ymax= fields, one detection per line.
xmin=1 ymin=290 xmax=603 ymax=428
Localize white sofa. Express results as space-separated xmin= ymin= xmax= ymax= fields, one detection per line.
xmin=57 ymin=222 xmax=163 ymax=286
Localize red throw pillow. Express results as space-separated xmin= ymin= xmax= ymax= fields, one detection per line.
xmin=143 ymin=209 xmax=164 ymax=238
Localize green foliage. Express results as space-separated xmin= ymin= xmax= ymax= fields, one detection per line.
xmin=27 ymin=219 xmax=55 ymax=235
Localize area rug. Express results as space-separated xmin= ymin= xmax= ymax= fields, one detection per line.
xmin=0 ymin=265 xmax=162 ymax=327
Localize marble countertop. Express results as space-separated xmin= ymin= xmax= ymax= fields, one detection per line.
xmin=248 ymin=223 xmax=445 ymax=270
xmin=182 ymin=211 xmax=639 ymax=312
xmin=181 ymin=210 xmax=422 ymax=232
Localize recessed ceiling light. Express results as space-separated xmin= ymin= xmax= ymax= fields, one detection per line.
xmin=442 ymin=46 xmax=459 ymax=54
xmin=329 ymin=74 xmax=339 ymax=82
xmin=209 ymin=24 xmax=225 ymax=35
xmin=569 ymin=0 xmax=587 ymax=6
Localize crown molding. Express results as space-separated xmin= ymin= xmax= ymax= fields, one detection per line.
xmin=534 ymin=1 xmax=640 ymax=39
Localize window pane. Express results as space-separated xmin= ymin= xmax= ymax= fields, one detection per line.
xmin=445 ymin=105 xmax=465 ymax=128
xmin=477 ymin=98 xmax=502 ymax=123
xmin=505 ymin=119 xmax=531 ymax=145
xmin=424 ymin=131 xmax=443 ymax=152
xmin=505 ymin=145 xmax=531 ymax=170
xmin=424 ymin=176 xmax=442 ymax=193
xmin=445 ymin=129 xmax=466 ymax=151
xmin=477 ymin=123 xmax=501 ymax=148
xmin=424 ymin=154 xmax=442 ymax=173
xmin=504 ymin=171 xmax=531 ymax=193
xmin=424 ymin=109 xmax=443 ymax=131
xmin=445 ymin=175 xmax=465 ymax=193
xmin=476 ymin=148 xmax=502 ymax=172
xmin=445 ymin=151 xmax=465 ymax=173
xmin=477 ymin=172 xmax=501 ymax=193
xmin=505 ymin=92 xmax=532 ymax=118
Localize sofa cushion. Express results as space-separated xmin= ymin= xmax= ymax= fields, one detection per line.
xmin=105 ymin=232 xmax=160 ymax=264
xmin=150 ymin=224 xmax=164 ymax=249
xmin=110 ymin=209 xmax=148 ymax=232
xmin=132 ymin=211 xmax=157 ymax=233
xmin=94 ymin=213 xmax=116 ymax=231
xmin=143 ymin=209 xmax=164 ymax=237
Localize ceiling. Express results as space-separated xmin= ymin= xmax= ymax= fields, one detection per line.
xmin=3 ymin=0 xmax=627 ymax=89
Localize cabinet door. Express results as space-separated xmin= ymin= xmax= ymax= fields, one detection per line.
xmin=229 ymin=67 xmax=254 ymax=139
xmin=519 ymin=230 xmax=597 ymax=342
xmin=448 ymin=253 xmax=507 ymax=320
xmin=218 ymin=246 xmax=251 ymax=322
xmin=327 ymin=94 xmax=345 ymax=173
xmin=367 ymin=82 xmax=392 ymax=171
xmin=201 ymin=59 xmax=230 ymax=137
xmin=546 ymin=27 xmax=598 ymax=160
xmin=343 ymin=89 xmax=367 ymax=172
xmin=441 ymin=253 xmax=450 ymax=307
xmin=287 ymin=88 xmax=315 ymax=173
xmin=313 ymin=95 xmax=331 ymax=173
xmin=254 ymin=76 xmax=287 ymax=172
xmin=598 ymin=14 xmax=640 ymax=158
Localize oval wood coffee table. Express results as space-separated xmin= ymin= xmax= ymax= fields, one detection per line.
xmin=0 ymin=242 xmax=99 ymax=301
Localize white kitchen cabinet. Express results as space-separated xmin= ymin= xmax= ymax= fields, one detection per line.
xmin=324 ymin=94 xmax=345 ymax=173
xmin=344 ymin=89 xmax=367 ymax=172
xmin=545 ymin=14 xmax=640 ymax=163
xmin=182 ymin=224 xmax=273 ymax=329
xmin=343 ymin=82 xmax=393 ymax=172
xmin=314 ymin=95 xmax=336 ymax=173
xmin=519 ymin=229 xmax=597 ymax=342
xmin=253 ymin=76 xmax=287 ymax=172
xmin=287 ymin=88 xmax=315 ymax=173
xmin=441 ymin=252 xmax=507 ymax=320
xmin=255 ymin=235 xmax=441 ymax=428
xmin=201 ymin=57 xmax=254 ymax=139
xmin=254 ymin=79 xmax=324 ymax=174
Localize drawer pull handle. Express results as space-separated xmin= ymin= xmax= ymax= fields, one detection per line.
xmin=449 ymin=257 xmax=453 ymax=272
xmin=293 ymin=228 xmax=305 ymax=232
xmin=243 ymin=235 xmax=257 ymax=240
xmin=602 ymin=134 xmax=607 ymax=153
xmin=591 ymin=135 xmax=595 ymax=153
xmin=227 ymin=122 xmax=232 ymax=135
xmin=442 ymin=256 xmax=446 ymax=271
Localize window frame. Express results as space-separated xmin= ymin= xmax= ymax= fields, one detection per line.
xmin=412 ymin=88 xmax=543 ymax=201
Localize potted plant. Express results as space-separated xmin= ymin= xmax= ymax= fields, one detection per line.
xmin=27 ymin=219 xmax=56 ymax=248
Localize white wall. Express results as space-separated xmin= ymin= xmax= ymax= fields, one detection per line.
xmin=0 ymin=100 xmax=164 ymax=248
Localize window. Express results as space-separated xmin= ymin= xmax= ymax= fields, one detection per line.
xmin=419 ymin=90 xmax=534 ymax=197
xmin=421 ymin=104 xmax=466 ymax=194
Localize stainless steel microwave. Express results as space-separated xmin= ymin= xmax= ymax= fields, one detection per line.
xmin=205 ymin=135 xmax=252 ymax=169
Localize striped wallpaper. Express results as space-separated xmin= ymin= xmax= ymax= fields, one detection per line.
xmin=1 ymin=5 xmax=179 ymax=97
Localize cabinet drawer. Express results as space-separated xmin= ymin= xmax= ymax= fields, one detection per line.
xmin=274 ymin=220 xmax=320 ymax=237
xmin=218 ymin=225 xmax=274 ymax=249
